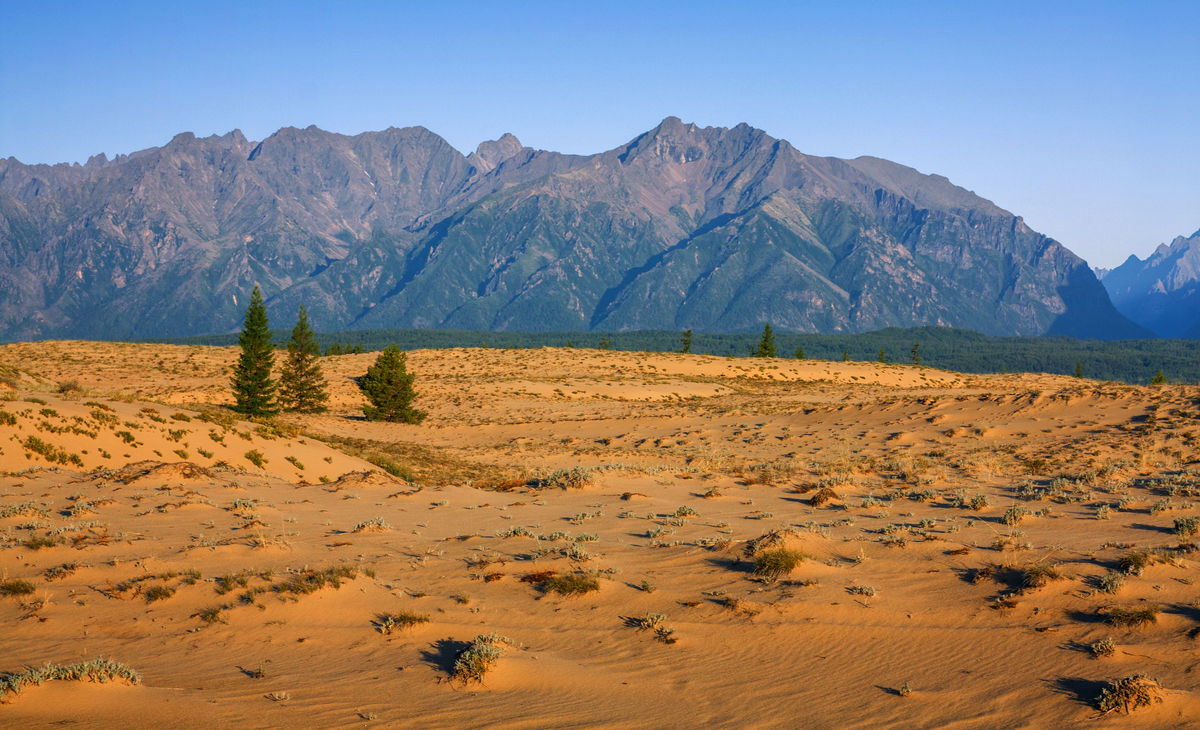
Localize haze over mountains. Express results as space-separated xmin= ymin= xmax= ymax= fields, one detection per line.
xmin=1100 ymin=230 xmax=1200 ymax=338
xmin=0 ymin=117 xmax=1148 ymax=342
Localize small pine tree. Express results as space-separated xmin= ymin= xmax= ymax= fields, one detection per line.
xmin=230 ymin=285 xmax=277 ymax=416
xmin=911 ymin=343 xmax=921 ymax=366
xmin=278 ymin=305 xmax=329 ymax=413
xmin=1074 ymin=361 xmax=1083 ymax=378
xmin=598 ymin=336 xmax=612 ymax=350
xmin=755 ymin=323 xmax=777 ymax=358
xmin=841 ymin=351 xmax=850 ymax=362
xmin=680 ymin=329 xmax=693 ymax=354
xmin=1150 ymin=369 xmax=1167 ymax=385
xmin=878 ymin=348 xmax=887 ymax=363
xmin=794 ymin=346 xmax=805 ymax=360
xmin=358 ymin=345 xmax=426 ymax=423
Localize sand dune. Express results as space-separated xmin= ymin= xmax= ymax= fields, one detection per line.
xmin=1 ymin=342 xmax=1198 ymax=727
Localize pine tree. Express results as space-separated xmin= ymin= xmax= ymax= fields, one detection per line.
xmin=1151 ymin=369 xmax=1167 ymax=384
xmin=878 ymin=348 xmax=887 ymax=363
xmin=911 ymin=343 xmax=921 ymax=366
xmin=230 ymin=285 xmax=277 ymax=416
xmin=755 ymin=323 xmax=776 ymax=358
xmin=358 ymin=345 xmax=426 ymax=423
xmin=278 ymin=305 xmax=329 ymax=413
xmin=794 ymin=346 xmax=805 ymax=360
xmin=680 ymin=329 xmax=693 ymax=354
xmin=841 ymin=351 xmax=850 ymax=362
xmin=1074 ymin=361 xmax=1083 ymax=378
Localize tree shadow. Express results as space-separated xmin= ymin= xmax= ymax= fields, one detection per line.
xmin=1129 ymin=522 xmax=1174 ymax=534
xmin=1048 ymin=676 xmax=1106 ymax=708
xmin=420 ymin=638 xmax=468 ymax=676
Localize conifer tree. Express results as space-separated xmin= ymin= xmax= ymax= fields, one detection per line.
xmin=278 ymin=305 xmax=329 ymax=413
xmin=911 ymin=343 xmax=921 ymax=366
xmin=755 ymin=323 xmax=776 ymax=358
xmin=1074 ymin=361 xmax=1084 ymax=378
xmin=680 ymin=329 xmax=693 ymax=354
xmin=794 ymin=346 xmax=804 ymax=360
xmin=358 ymin=345 xmax=426 ymax=423
xmin=230 ymin=285 xmax=277 ymax=416
xmin=878 ymin=348 xmax=887 ymax=363
xmin=1151 ymin=369 xmax=1167 ymax=384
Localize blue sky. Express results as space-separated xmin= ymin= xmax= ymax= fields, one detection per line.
xmin=1 ymin=1 xmax=1196 ymax=267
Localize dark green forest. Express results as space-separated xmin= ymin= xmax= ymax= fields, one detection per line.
xmin=143 ymin=326 xmax=1200 ymax=385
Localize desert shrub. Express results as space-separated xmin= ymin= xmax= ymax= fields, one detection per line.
xmin=1174 ymin=516 xmax=1200 ymax=538
xmin=0 ymin=410 xmax=15 ymax=426
xmin=1105 ymin=605 xmax=1160 ymax=627
xmin=1095 ymin=674 xmax=1163 ymax=714
xmin=215 ymin=573 xmax=250 ymax=594
xmin=1090 ymin=637 xmax=1116 ymax=658
xmin=244 ymin=449 xmax=266 ymax=468
xmin=365 ymin=454 xmax=414 ymax=481
xmin=753 ymin=548 xmax=806 ymax=580
xmin=1117 ymin=551 xmax=1153 ymax=576
xmin=194 ymin=606 xmax=227 ymax=624
xmin=375 ymin=611 xmax=430 ymax=634
xmin=847 ymin=584 xmax=877 ymax=597
xmin=273 ymin=565 xmax=357 ymax=595
xmin=0 ymin=579 xmax=36 ymax=597
xmin=21 ymin=436 xmax=83 ymax=467
xmin=1097 ymin=571 xmax=1125 ymax=594
xmin=624 ymin=612 xmax=677 ymax=644
xmin=144 ymin=585 xmax=175 ymax=603
xmin=528 ymin=467 xmax=593 ymax=490
xmin=1022 ymin=563 xmax=1063 ymax=589
xmin=352 ymin=517 xmax=391 ymax=533
xmin=23 ymin=534 xmax=63 ymax=550
xmin=538 ymin=573 xmax=600 ymax=595
xmin=452 ymin=633 xmax=513 ymax=683
xmin=0 ymin=658 xmax=140 ymax=700
xmin=1002 ymin=506 xmax=1029 ymax=526
xmin=810 ymin=487 xmax=839 ymax=507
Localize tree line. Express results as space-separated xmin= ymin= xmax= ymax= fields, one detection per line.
xmin=159 ymin=314 xmax=1200 ymax=386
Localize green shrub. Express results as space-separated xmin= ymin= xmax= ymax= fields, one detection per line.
xmin=452 ymin=633 xmax=513 ymax=683
xmin=753 ymin=548 xmax=806 ymax=580
xmin=375 ymin=611 xmax=430 ymax=634
xmin=538 ymin=573 xmax=600 ymax=595
xmin=244 ymin=450 xmax=266 ymax=468
xmin=1174 ymin=516 xmax=1200 ymax=538
xmin=1105 ymin=605 xmax=1160 ymax=627
xmin=0 ymin=658 xmax=141 ymax=699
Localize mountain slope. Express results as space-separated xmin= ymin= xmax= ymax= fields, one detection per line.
xmin=0 ymin=117 xmax=1146 ymax=340
xmin=1100 ymin=230 xmax=1200 ymax=337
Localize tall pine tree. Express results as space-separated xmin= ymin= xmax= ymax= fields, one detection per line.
xmin=278 ymin=305 xmax=329 ymax=413
xmin=358 ymin=345 xmax=426 ymax=423
xmin=755 ymin=323 xmax=776 ymax=358
xmin=230 ymin=285 xmax=277 ymax=416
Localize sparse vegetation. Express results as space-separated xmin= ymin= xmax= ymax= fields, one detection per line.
xmin=1095 ymin=674 xmax=1163 ymax=714
xmin=0 ymin=659 xmax=141 ymax=700
xmin=452 ymin=633 xmax=513 ymax=683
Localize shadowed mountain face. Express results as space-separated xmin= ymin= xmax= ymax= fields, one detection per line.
xmin=0 ymin=117 xmax=1146 ymax=341
xmin=1100 ymin=230 xmax=1200 ymax=337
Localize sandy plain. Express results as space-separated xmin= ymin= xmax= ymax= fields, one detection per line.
xmin=0 ymin=341 xmax=1198 ymax=728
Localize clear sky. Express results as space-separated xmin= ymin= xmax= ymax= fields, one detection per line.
xmin=1 ymin=1 xmax=1196 ymax=267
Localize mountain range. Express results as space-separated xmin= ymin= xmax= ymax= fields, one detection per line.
xmin=0 ymin=117 xmax=1149 ymax=342
xmin=1099 ymin=230 xmax=1200 ymax=338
